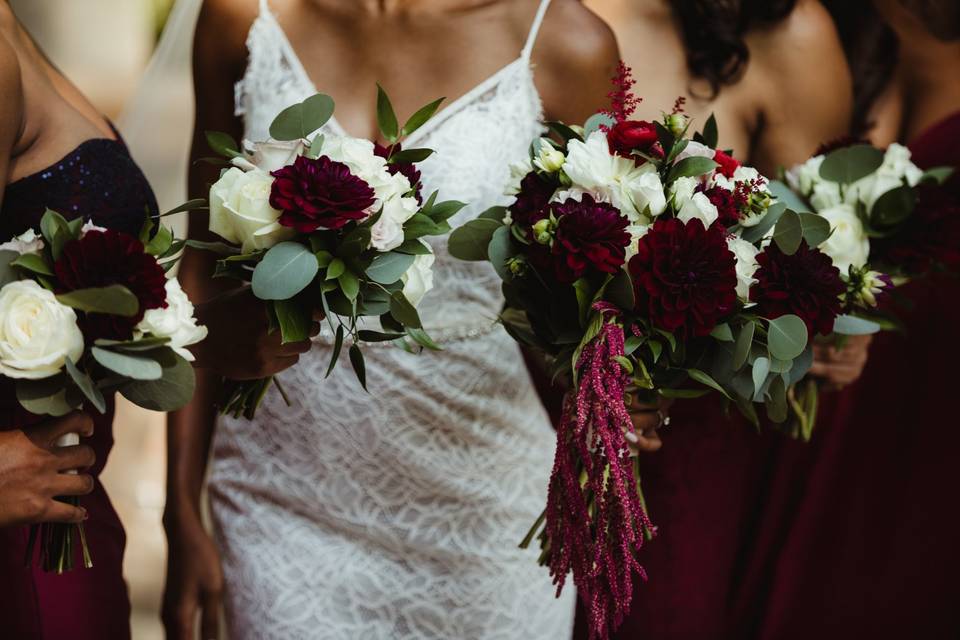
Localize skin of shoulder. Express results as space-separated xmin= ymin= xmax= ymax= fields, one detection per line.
xmin=745 ymin=0 xmax=853 ymax=172
xmin=532 ymin=0 xmax=621 ymax=125
xmin=0 ymin=32 xmax=24 ymax=202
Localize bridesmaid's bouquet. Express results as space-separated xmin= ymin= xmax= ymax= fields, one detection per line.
xmin=195 ymin=89 xmax=463 ymax=418
xmin=449 ymin=64 xmax=878 ymax=639
xmin=771 ymin=140 xmax=956 ymax=436
xmin=0 ymin=210 xmax=205 ymax=572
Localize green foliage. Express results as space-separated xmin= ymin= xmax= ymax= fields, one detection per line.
xmin=767 ymin=315 xmax=808 ymax=360
xmin=57 ymin=285 xmax=140 ymax=317
xmin=818 ymin=144 xmax=884 ymax=184
xmin=251 ymin=242 xmax=320 ymax=300
xmin=270 ymin=94 xmax=336 ymax=141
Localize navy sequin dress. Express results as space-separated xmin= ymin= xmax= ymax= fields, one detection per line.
xmin=0 ymin=133 xmax=157 ymax=640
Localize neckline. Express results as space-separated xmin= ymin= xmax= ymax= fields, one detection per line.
xmin=5 ymin=137 xmax=125 ymax=192
xmin=260 ymin=10 xmax=533 ymax=147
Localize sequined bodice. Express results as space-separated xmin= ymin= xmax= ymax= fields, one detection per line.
xmin=1 ymin=137 xmax=158 ymax=239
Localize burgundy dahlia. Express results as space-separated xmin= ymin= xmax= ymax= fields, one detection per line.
xmin=712 ymin=149 xmax=740 ymax=178
xmin=510 ymin=171 xmax=555 ymax=228
xmin=751 ymin=241 xmax=845 ymax=337
xmin=374 ymin=142 xmax=423 ymax=204
xmin=628 ymin=218 xmax=738 ymax=338
xmin=55 ymin=229 xmax=168 ymax=341
xmin=270 ymin=155 xmax=376 ymax=232
xmin=608 ymin=120 xmax=663 ymax=159
xmin=550 ymin=195 xmax=631 ymax=283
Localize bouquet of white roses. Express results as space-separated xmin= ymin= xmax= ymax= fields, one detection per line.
xmin=193 ymin=88 xmax=463 ymax=418
xmin=0 ymin=210 xmax=205 ymax=572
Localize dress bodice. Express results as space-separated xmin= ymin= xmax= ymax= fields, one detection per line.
xmin=234 ymin=0 xmax=549 ymax=338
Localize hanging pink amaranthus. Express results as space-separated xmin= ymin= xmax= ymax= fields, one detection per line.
xmin=542 ymin=306 xmax=656 ymax=640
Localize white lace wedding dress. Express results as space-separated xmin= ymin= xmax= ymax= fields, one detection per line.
xmin=207 ymin=1 xmax=575 ymax=638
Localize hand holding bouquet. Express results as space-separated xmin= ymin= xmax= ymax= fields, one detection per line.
xmin=193 ymin=88 xmax=464 ymax=418
xmin=0 ymin=210 xmax=205 ymax=572
xmin=449 ymin=64 xmax=879 ymax=639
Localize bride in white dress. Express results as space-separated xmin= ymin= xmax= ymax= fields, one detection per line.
xmin=163 ymin=1 xmax=618 ymax=638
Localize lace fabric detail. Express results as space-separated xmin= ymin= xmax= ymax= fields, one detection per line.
xmin=212 ymin=2 xmax=575 ymax=638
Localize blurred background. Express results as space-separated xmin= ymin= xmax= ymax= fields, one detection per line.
xmin=9 ymin=1 xmax=180 ymax=638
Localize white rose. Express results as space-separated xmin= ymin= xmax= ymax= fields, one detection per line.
xmin=882 ymin=143 xmax=923 ymax=186
xmin=401 ymin=253 xmax=435 ymax=307
xmin=787 ymin=155 xmax=825 ymax=195
xmin=669 ymin=176 xmax=698 ymax=208
xmin=0 ymin=280 xmax=84 ymax=379
xmin=209 ymin=167 xmax=294 ymax=253
xmin=370 ymin=215 xmax=405 ymax=252
xmin=732 ymin=166 xmax=762 ymax=184
xmin=621 ymin=169 xmax=667 ymax=219
xmin=0 ymin=229 xmax=44 ymax=254
xmin=818 ymin=203 xmax=870 ymax=273
xmin=135 ymin=278 xmax=208 ymax=362
xmin=727 ymin=236 xmax=760 ymax=301
xmin=624 ymin=223 xmax=650 ymax=261
xmin=810 ymin=180 xmax=843 ymax=211
xmin=239 ymin=139 xmax=306 ymax=173
xmin=505 ymin=157 xmax=534 ymax=195
xmin=323 ymin=135 xmax=388 ymax=180
xmin=677 ymin=192 xmax=719 ymax=227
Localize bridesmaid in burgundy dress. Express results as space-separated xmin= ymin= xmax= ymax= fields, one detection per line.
xmin=730 ymin=1 xmax=960 ymax=637
xmin=0 ymin=5 xmax=157 ymax=638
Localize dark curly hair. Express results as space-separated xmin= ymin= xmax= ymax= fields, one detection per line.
xmin=670 ymin=0 xmax=798 ymax=97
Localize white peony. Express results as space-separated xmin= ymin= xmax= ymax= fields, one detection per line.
xmin=0 ymin=229 xmax=44 ymax=254
xmin=135 ymin=278 xmax=208 ymax=362
xmin=0 ymin=280 xmax=84 ymax=379
xmin=209 ymin=167 xmax=295 ymax=253
xmin=727 ymin=236 xmax=760 ymax=301
xmin=677 ymin=192 xmax=719 ymax=227
xmin=236 ymin=139 xmax=306 ymax=173
xmin=401 ymin=253 xmax=435 ymax=307
xmin=818 ymin=204 xmax=870 ymax=273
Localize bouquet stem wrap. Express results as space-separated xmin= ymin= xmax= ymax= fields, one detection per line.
xmin=544 ymin=317 xmax=655 ymax=640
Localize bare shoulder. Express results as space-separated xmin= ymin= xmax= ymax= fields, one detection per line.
xmin=0 ymin=34 xmax=23 ymax=139
xmin=532 ymin=0 xmax=620 ymax=123
xmin=748 ymin=0 xmax=851 ymax=97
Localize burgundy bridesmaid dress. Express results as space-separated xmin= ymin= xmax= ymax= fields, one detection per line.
xmin=0 ymin=133 xmax=157 ymax=639
xmin=729 ymin=112 xmax=960 ymax=639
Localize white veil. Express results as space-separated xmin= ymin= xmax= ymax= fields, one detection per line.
xmin=118 ymin=0 xmax=204 ymax=236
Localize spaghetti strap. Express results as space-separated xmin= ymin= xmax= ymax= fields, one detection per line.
xmin=521 ymin=0 xmax=553 ymax=60
xmin=259 ymin=0 xmax=271 ymax=15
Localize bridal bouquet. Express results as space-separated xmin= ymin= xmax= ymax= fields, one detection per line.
xmin=449 ymin=65 xmax=877 ymax=639
xmin=195 ymin=89 xmax=462 ymax=418
xmin=0 ymin=210 xmax=205 ymax=572
xmin=769 ymin=141 xmax=957 ymax=436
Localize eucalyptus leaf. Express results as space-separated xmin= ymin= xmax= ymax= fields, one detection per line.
xmin=65 ymin=357 xmax=106 ymax=413
xmin=16 ymin=376 xmax=76 ymax=417
xmin=583 ymin=112 xmax=616 ymax=139
xmin=767 ymin=181 xmax=811 ymax=213
xmin=366 ymin=252 xmax=416 ymax=285
xmin=448 ymin=219 xmax=502 ymax=261
xmin=120 ymin=352 xmax=196 ymax=412
xmin=251 ymin=242 xmax=319 ymax=300
xmin=270 ymin=93 xmax=335 ymax=141
xmin=57 ymin=285 xmax=139 ymax=317
xmin=206 ymin=131 xmax=242 ymax=158
xmin=772 ymin=210 xmax=829 ymax=254
xmin=765 ymin=375 xmax=788 ymax=423
xmin=832 ymin=314 xmax=882 ymax=336
xmin=870 ymin=185 xmax=915 ymax=228
xmin=767 ymin=315 xmax=808 ymax=360
xmin=394 ymin=239 xmax=432 ymax=255
xmin=487 ymin=226 xmax=516 ymax=282
xmin=733 ymin=321 xmax=756 ymax=370
xmin=819 ymin=144 xmax=884 ymax=184
xmin=91 ymin=347 xmax=163 ymax=381
xmin=667 ymin=157 xmax=718 ymax=183
xmin=741 ymin=201 xmax=787 ymax=244
xmin=272 ymin=298 xmax=312 ymax=343
xmin=752 ymin=357 xmax=771 ymax=403
xmin=710 ymin=323 xmax=734 ymax=342
xmin=920 ymin=166 xmax=954 ymax=185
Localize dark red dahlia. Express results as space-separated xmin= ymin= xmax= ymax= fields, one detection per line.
xmin=374 ymin=142 xmax=423 ymax=204
xmin=751 ymin=241 xmax=845 ymax=337
xmin=608 ymin=120 xmax=663 ymax=159
xmin=510 ymin=171 xmax=555 ymax=228
xmin=628 ymin=218 xmax=738 ymax=338
xmin=55 ymin=229 xmax=168 ymax=341
xmin=713 ymin=149 xmax=740 ymax=178
xmin=550 ymin=195 xmax=631 ymax=283
xmin=270 ymin=155 xmax=376 ymax=232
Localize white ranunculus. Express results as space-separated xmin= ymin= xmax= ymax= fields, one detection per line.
xmin=0 ymin=229 xmax=44 ymax=254
xmin=370 ymin=215 xmax=405 ymax=252
xmin=0 ymin=280 xmax=84 ymax=379
xmin=727 ymin=236 xmax=760 ymax=301
xmin=818 ymin=203 xmax=870 ymax=273
xmin=787 ymin=155 xmax=825 ymax=195
xmin=401 ymin=253 xmax=435 ymax=307
xmin=677 ymin=192 xmax=719 ymax=227
xmin=882 ymin=143 xmax=923 ymax=186
xmin=135 ymin=278 xmax=207 ymax=362
xmin=810 ymin=180 xmax=844 ymax=211
xmin=621 ymin=169 xmax=667 ymax=220
xmin=669 ymin=176 xmax=698 ymax=208
xmin=241 ymin=139 xmax=306 ymax=173
xmin=209 ymin=167 xmax=294 ymax=253
xmin=624 ymin=223 xmax=650 ymax=261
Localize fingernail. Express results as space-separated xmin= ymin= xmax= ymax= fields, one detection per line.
xmin=624 ymin=431 xmax=639 ymax=444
